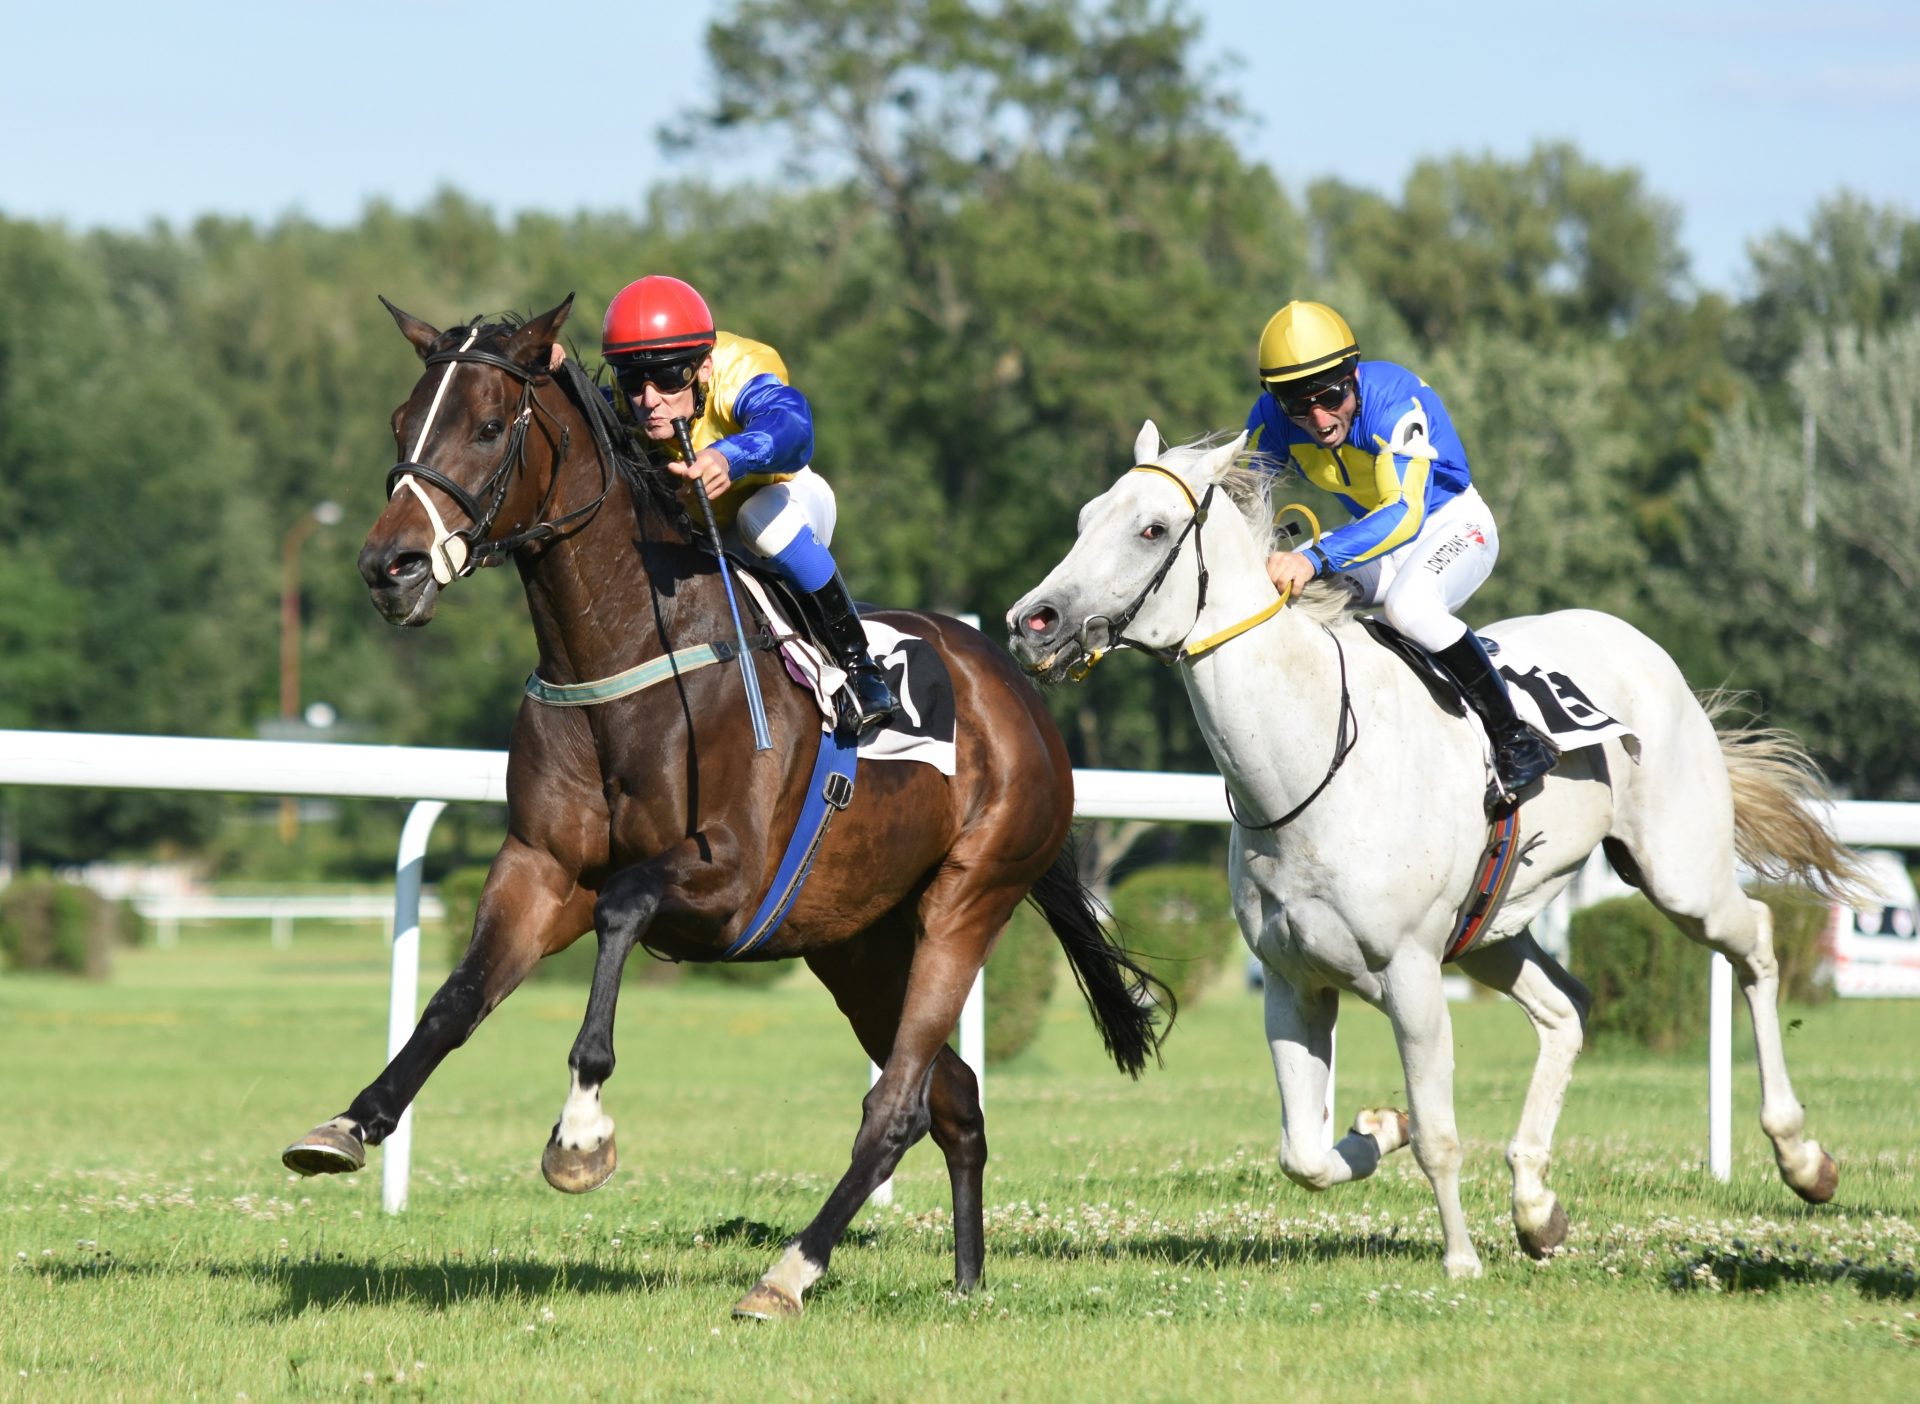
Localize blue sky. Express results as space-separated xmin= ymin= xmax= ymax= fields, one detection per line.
xmin=4 ymin=1 xmax=1915 ymax=292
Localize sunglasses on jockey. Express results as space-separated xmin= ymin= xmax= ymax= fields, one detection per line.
xmin=1267 ymin=372 xmax=1354 ymax=420
xmin=612 ymin=350 xmax=707 ymax=398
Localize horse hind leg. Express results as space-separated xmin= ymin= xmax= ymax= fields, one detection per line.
xmin=734 ymin=903 xmax=996 ymax=1320
xmin=1627 ymin=844 xmax=1837 ymax=1203
xmin=925 ymin=1047 xmax=987 ymax=1292
xmin=1264 ymin=977 xmax=1410 ymax=1194
xmin=1453 ymin=930 xmax=1590 ymax=1259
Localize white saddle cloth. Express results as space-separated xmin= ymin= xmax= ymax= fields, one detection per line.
xmin=735 ymin=573 xmax=958 ymax=776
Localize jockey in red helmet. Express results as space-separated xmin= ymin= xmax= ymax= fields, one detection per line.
xmin=595 ymin=275 xmax=895 ymax=736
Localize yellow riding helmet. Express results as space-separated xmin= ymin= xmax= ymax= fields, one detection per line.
xmin=1257 ymin=301 xmax=1359 ymax=385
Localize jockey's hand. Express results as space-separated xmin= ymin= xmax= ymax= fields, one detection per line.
xmin=1265 ymin=549 xmax=1317 ymax=596
xmin=668 ymin=447 xmax=733 ymax=501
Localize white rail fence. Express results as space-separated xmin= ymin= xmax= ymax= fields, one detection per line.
xmin=4 ymin=729 xmax=1917 ymax=1213
xmin=132 ymin=892 xmax=447 ymax=950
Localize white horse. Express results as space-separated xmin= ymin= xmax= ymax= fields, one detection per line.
xmin=1007 ymin=423 xmax=1861 ymax=1278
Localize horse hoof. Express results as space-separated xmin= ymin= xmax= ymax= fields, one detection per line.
xmin=1793 ymin=1151 xmax=1839 ymax=1205
xmin=1518 ymin=1199 xmax=1570 ymax=1259
xmin=1353 ymin=1107 xmax=1411 ymax=1154
xmin=732 ymin=1280 xmax=803 ymax=1320
xmin=541 ymin=1130 xmax=617 ymax=1194
xmin=282 ymin=1122 xmax=366 ymax=1176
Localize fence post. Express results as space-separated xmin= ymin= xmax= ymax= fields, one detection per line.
xmin=383 ymin=799 xmax=447 ymax=1215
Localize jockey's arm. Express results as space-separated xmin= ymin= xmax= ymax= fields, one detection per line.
xmin=1312 ymin=400 xmax=1439 ymax=572
xmin=709 ymin=374 xmax=816 ymax=483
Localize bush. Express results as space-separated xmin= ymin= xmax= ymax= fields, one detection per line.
xmin=1570 ymin=894 xmax=1711 ymax=1052
xmin=1570 ymin=886 xmax=1837 ymax=1052
xmin=683 ymin=957 xmax=791 ymax=988
xmin=0 ymin=871 xmax=132 ymax=979
xmin=433 ymin=863 xmax=676 ymax=987
xmin=984 ymin=904 xmax=1059 ymax=1066
xmin=1106 ymin=863 xmax=1240 ymax=1012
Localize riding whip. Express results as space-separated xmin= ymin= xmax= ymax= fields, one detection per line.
xmin=673 ymin=417 xmax=773 ymax=751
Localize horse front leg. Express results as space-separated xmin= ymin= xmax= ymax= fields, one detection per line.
xmin=283 ymin=840 xmax=593 ymax=1176
xmin=542 ymin=835 xmax=741 ymax=1194
xmin=1265 ymin=973 xmax=1410 ymax=1192
xmin=1453 ymin=931 xmax=1591 ymax=1259
xmin=1382 ymin=952 xmax=1481 ymax=1279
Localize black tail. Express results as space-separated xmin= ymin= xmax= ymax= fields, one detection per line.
xmin=1025 ymin=837 xmax=1174 ymax=1077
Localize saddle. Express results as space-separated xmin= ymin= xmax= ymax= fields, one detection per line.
xmin=1357 ymin=616 xmax=1635 ymax=759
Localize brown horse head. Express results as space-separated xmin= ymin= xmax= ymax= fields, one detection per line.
xmin=361 ymin=295 xmax=579 ymax=626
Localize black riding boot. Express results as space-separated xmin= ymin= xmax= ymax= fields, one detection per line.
xmin=1432 ymin=632 xmax=1558 ymax=803
xmin=800 ymin=572 xmax=897 ymax=738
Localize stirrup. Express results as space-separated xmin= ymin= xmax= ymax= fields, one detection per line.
xmin=838 ymin=664 xmax=896 ymax=738
xmin=1490 ymin=728 xmax=1557 ymax=806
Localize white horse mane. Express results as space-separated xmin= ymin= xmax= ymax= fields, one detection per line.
xmin=1152 ymin=431 xmax=1355 ymax=627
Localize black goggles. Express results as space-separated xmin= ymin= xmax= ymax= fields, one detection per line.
xmin=613 ymin=354 xmax=703 ymax=397
xmin=1268 ymin=375 xmax=1353 ymax=419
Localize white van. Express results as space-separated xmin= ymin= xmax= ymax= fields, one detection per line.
xmin=1822 ymin=849 xmax=1920 ymax=997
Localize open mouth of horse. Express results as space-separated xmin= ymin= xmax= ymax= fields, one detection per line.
xmin=1008 ymin=605 xmax=1100 ymax=685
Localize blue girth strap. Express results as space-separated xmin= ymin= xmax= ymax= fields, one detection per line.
xmin=723 ymin=725 xmax=859 ymax=959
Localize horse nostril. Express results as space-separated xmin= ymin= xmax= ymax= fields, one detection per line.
xmin=365 ymin=550 xmax=431 ymax=589
xmin=1023 ymin=605 xmax=1059 ymax=637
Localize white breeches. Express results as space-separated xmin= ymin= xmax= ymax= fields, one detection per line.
xmin=1338 ymin=486 xmax=1499 ymax=652
xmin=727 ymin=467 xmax=838 ymax=558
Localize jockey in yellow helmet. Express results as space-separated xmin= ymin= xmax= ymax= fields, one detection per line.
xmin=1247 ymin=300 xmax=1556 ymax=800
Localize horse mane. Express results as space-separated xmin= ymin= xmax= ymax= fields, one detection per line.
xmin=1155 ymin=431 xmax=1357 ymax=628
xmin=444 ymin=314 xmax=690 ymax=534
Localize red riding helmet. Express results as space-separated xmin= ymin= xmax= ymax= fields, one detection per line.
xmin=601 ymin=275 xmax=716 ymax=360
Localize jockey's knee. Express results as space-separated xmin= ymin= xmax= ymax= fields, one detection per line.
xmin=738 ymin=492 xmax=837 ymax=593
xmin=1383 ymin=592 xmax=1464 ymax=654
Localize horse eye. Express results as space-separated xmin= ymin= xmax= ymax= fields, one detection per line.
xmin=1142 ymin=523 xmax=1167 ymax=541
xmin=478 ymin=419 xmax=505 ymax=441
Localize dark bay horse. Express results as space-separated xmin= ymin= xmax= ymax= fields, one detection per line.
xmin=281 ymin=296 xmax=1167 ymax=1318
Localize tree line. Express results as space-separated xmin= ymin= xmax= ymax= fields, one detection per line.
xmin=3 ymin=0 xmax=1917 ymax=866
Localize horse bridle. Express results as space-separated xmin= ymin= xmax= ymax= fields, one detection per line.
xmin=385 ymin=329 xmax=613 ymax=585
xmin=1073 ymin=462 xmax=1358 ymax=829
xmin=1066 ymin=462 xmax=1301 ymax=678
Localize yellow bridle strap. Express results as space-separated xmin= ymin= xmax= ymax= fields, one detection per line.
xmin=1123 ymin=462 xmax=1291 ymax=664
xmin=1181 ymin=587 xmax=1289 ymax=662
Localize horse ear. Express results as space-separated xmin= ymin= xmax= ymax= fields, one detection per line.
xmin=1133 ymin=420 xmax=1162 ymax=465
xmin=1196 ymin=431 xmax=1251 ymax=482
xmin=507 ymin=293 xmax=576 ymax=369
xmin=380 ymin=295 xmax=442 ymax=360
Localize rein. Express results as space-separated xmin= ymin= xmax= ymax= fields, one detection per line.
xmin=385 ymin=333 xmax=614 ymax=585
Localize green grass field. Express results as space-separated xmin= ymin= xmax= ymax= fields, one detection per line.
xmin=2 ymin=928 xmax=1916 ymax=1401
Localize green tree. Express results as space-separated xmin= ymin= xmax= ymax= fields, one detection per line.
xmin=1306 ymin=143 xmax=1687 ymax=347
xmin=1680 ymin=317 xmax=1920 ymax=793
xmin=1730 ymin=194 xmax=1920 ymax=386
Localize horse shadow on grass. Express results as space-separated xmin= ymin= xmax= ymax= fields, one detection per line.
xmin=1668 ymin=1245 xmax=1918 ymax=1300
xmin=251 ymin=1217 xmax=845 ymax=1319
xmin=994 ymin=1229 xmax=1437 ymax=1272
